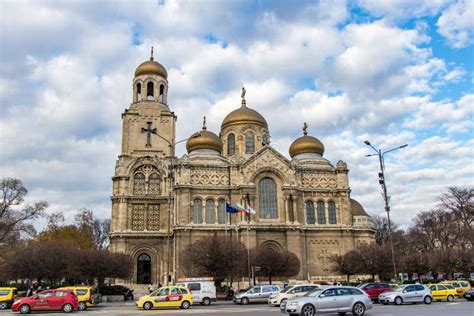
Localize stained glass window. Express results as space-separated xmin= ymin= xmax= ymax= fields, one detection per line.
xmin=193 ymin=199 xmax=202 ymax=224
xmin=205 ymin=199 xmax=215 ymax=224
xmin=306 ymin=201 xmax=315 ymax=224
xmin=328 ymin=201 xmax=337 ymax=224
xmin=259 ymin=178 xmax=277 ymax=219
xmin=227 ymin=133 xmax=235 ymax=155
xmin=218 ymin=199 xmax=227 ymax=224
xmin=245 ymin=131 xmax=255 ymax=154
xmin=317 ymin=201 xmax=326 ymax=224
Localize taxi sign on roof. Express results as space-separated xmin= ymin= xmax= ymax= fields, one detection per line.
xmin=177 ymin=277 xmax=214 ymax=282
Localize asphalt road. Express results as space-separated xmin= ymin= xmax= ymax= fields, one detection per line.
xmin=1 ymin=300 xmax=472 ymax=315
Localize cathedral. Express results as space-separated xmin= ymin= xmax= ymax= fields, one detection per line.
xmin=109 ymin=52 xmax=374 ymax=285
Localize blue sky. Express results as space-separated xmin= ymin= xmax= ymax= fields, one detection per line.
xmin=0 ymin=0 xmax=473 ymax=228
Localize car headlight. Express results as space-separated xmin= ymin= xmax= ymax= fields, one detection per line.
xmin=288 ymin=301 xmax=299 ymax=307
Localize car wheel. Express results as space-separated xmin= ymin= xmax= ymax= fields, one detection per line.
xmin=352 ymin=302 xmax=365 ymax=316
xmin=62 ymin=303 xmax=73 ymax=313
xmin=180 ymin=300 xmax=190 ymax=309
xmin=395 ymin=296 xmax=403 ymax=305
xmin=280 ymin=298 xmax=287 ymax=306
xmin=202 ymin=297 xmax=211 ymax=306
xmin=424 ymin=296 xmax=432 ymax=305
xmin=19 ymin=304 xmax=31 ymax=314
xmin=301 ymin=304 xmax=315 ymax=316
xmin=143 ymin=301 xmax=153 ymax=310
xmin=241 ymin=297 xmax=249 ymax=305
xmin=447 ymin=295 xmax=454 ymax=302
xmin=0 ymin=302 xmax=7 ymax=309
xmin=78 ymin=301 xmax=87 ymax=311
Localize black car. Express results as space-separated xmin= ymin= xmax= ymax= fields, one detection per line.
xmin=464 ymin=289 xmax=474 ymax=301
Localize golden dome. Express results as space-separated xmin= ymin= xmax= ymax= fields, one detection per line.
xmin=186 ymin=117 xmax=223 ymax=154
xmin=221 ymin=100 xmax=268 ymax=129
xmin=135 ymin=48 xmax=167 ymax=78
xmin=350 ymin=199 xmax=369 ymax=216
xmin=289 ymin=123 xmax=325 ymax=158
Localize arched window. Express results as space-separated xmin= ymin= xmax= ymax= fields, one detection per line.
xmin=317 ymin=201 xmax=326 ymax=224
xmin=262 ymin=134 xmax=268 ymax=146
xmin=136 ymin=83 xmax=142 ymax=101
xmin=218 ymin=199 xmax=227 ymax=224
xmin=306 ymin=201 xmax=315 ymax=224
xmin=328 ymin=201 xmax=337 ymax=224
xmin=147 ymin=82 xmax=154 ymax=100
xmin=288 ymin=195 xmax=294 ymax=222
xmin=245 ymin=131 xmax=255 ymax=154
xmin=133 ymin=172 xmax=146 ymax=195
xmin=193 ymin=199 xmax=202 ymax=224
xmin=148 ymin=172 xmax=160 ymax=194
xmin=227 ymin=133 xmax=235 ymax=155
xmin=205 ymin=199 xmax=215 ymax=224
xmin=159 ymin=84 xmax=165 ymax=102
xmin=259 ymin=177 xmax=277 ymax=219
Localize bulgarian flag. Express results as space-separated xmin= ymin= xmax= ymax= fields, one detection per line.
xmin=237 ymin=203 xmax=256 ymax=216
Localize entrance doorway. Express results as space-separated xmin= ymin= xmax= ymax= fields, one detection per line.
xmin=137 ymin=253 xmax=151 ymax=284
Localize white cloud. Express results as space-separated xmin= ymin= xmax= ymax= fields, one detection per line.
xmin=437 ymin=0 xmax=474 ymax=48
xmin=358 ymin=0 xmax=448 ymax=21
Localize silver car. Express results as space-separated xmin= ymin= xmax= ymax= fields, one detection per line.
xmin=233 ymin=285 xmax=280 ymax=304
xmin=281 ymin=286 xmax=372 ymax=316
xmin=378 ymin=284 xmax=432 ymax=305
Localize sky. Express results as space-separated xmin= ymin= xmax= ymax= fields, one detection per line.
xmin=0 ymin=0 xmax=473 ymax=229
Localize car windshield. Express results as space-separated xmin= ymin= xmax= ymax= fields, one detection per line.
xmin=0 ymin=290 xmax=10 ymax=296
xmin=280 ymin=287 xmax=293 ymax=293
xmin=392 ymin=285 xmax=405 ymax=292
xmin=304 ymin=289 xmax=323 ymax=297
xmin=357 ymin=284 xmax=368 ymax=288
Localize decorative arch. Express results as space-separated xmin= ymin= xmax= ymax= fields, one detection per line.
xmin=328 ymin=201 xmax=337 ymax=224
xmin=146 ymin=81 xmax=154 ymax=100
xmin=259 ymin=240 xmax=283 ymax=252
xmin=132 ymin=165 xmax=161 ymax=195
xmin=205 ymin=199 xmax=215 ymax=224
xmin=305 ymin=200 xmax=315 ymax=224
xmin=134 ymin=80 xmax=143 ymax=102
xmin=250 ymin=167 xmax=285 ymax=183
xmin=317 ymin=200 xmax=326 ymax=224
xmin=129 ymin=245 xmax=160 ymax=285
xmin=245 ymin=131 xmax=255 ymax=154
xmin=192 ymin=198 xmax=203 ymax=224
xmin=227 ymin=133 xmax=236 ymax=155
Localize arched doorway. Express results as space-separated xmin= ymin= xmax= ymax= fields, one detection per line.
xmin=137 ymin=253 xmax=151 ymax=284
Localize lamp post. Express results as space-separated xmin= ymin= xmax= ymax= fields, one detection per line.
xmin=364 ymin=140 xmax=407 ymax=282
xmin=151 ymin=131 xmax=200 ymax=285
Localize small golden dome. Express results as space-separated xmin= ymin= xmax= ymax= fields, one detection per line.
xmin=221 ymin=100 xmax=268 ymax=129
xmin=350 ymin=199 xmax=369 ymax=216
xmin=135 ymin=48 xmax=168 ymax=78
xmin=289 ymin=123 xmax=325 ymax=158
xmin=186 ymin=117 xmax=223 ymax=154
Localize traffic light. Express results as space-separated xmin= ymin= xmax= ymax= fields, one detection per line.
xmin=378 ymin=172 xmax=384 ymax=185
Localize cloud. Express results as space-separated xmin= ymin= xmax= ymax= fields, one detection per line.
xmin=437 ymin=0 xmax=474 ymax=48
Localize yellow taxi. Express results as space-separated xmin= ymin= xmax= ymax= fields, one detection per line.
xmin=441 ymin=281 xmax=472 ymax=297
xmin=136 ymin=286 xmax=192 ymax=310
xmin=57 ymin=286 xmax=97 ymax=311
xmin=428 ymin=284 xmax=457 ymax=302
xmin=0 ymin=287 xmax=17 ymax=309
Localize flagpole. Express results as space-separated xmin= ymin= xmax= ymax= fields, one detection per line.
xmin=245 ymin=193 xmax=251 ymax=286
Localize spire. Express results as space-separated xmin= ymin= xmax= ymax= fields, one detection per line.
xmin=241 ymin=85 xmax=247 ymax=107
xmin=202 ymin=116 xmax=207 ymax=130
xmin=150 ymin=46 xmax=154 ymax=61
xmin=303 ymin=122 xmax=308 ymax=135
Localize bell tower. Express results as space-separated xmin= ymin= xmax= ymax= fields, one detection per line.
xmin=121 ymin=48 xmax=176 ymax=157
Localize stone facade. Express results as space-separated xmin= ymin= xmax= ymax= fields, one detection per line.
xmin=109 ymin=55 xmax=374 ymax=285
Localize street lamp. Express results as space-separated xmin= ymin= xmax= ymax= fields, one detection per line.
xmin=364 ymin=140 xmax=408 ymax=282
xmin=151 ymin=131 xmax=200 ymax=285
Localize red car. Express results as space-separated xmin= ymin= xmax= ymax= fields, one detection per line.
xmin=358 ymin=283 xmax=391 ymax=301
xmin=12 ymin=289 xmax=78 ymax=314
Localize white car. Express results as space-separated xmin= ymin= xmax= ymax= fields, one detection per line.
xmin=378 ymin=284 xmax=432 ymax=305
xmin=176 ymin=281 xmax=216 ymax=306
xmin=268 ymin=284 xmax=320 ymax=306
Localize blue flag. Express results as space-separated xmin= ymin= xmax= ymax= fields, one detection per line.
xmin=226 ymin=202 xmax=237 ymax=213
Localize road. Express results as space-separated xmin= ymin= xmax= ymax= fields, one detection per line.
xmin=1 ymin=300 xmax=472 ymax=315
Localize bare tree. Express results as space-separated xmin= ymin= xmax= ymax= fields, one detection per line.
xmin=75 ymin=208 xmax=110 ymax=249
xmin=357 ymin=244 xmax=392 ymax=281
xmin=330 ymin=250 xmax=361 ymax=283
xmin=181 ymin=236 xmax=248 ymax=283
xmin=250 ymin=248 xmax=300 ymax=284
xmin=0 ymin=178 xmax=47 ymax=244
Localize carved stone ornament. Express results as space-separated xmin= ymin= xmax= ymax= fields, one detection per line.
xmin=301 ymin=174 xmax=337 ymax=188
xmin=190 ymin=170 xmax=229 ymax=185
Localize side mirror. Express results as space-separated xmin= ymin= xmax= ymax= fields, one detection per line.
xmin=32 ymin=296 xmax=39 ymax=300
xmin=319 ymin=294 xmax=325 ymax=298
xmin=402 ymin=290 xmax=407 ymax=293
xmin=289 ymin=290 xmax=294 ymax=294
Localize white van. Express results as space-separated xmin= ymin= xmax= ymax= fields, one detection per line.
xmin=176 ymin=280 xmax=216 ymax=306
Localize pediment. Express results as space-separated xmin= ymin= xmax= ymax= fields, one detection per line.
xmin=241 ymin=146 xmax=294 ymax=184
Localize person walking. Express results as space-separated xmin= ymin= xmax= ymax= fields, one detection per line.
xmin=26 ymin=286 xmax=34 ymax=297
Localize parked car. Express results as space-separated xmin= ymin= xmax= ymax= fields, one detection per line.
xmin=281 ymin=286 xmax=372 ymax=316
xmin=0 ymin=287 xmax=17 ymax=309
xmin=57 ymin=286 xmax=98 ymax=311
xmin=268 ymin=284 xmax=320 ymax=306
xmin=378 ymin=284 xmax=432 ymax=305
xmin=428 ymin=284 xmax=457 ymax=302
xmin=441 ymin=281 xmax=472 ymax=297
xmin=463 ymin=288 xmax=474 ymax=301
xmin=136 ymin=286 xmax=192 ymax=310
xmin=175 ymin=280 xmax=216 ymax=306
xmin=358 ymin=283 xmax=391 ymax=301
xmin=12 ymin=289 xmax=78 ymax=314
xmin=233 ymin=285 xmax=280 ymax=305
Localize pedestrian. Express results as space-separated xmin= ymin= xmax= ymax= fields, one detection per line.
xmin=36 ymin=285 xmax=43 ymax=294
xmin=158 ymin=283 xmax=162 ymax=289
xmin=148 ymin=284 xmax=154 ymax=294
xmin=26 ymin=286 xmax=34 ymax=297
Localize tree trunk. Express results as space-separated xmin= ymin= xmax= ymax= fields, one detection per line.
xmin=346 ymin=274 xmax=350 ymax=283
xmin=269 ymin=274 xmax=272 ymax=284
